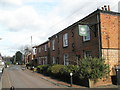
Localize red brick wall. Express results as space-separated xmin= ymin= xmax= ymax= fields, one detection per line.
xmin=49 ymin=13 xmax=100 ymax=65
xmin=35 ymin=41 xmax=50 ymax=65
xmin=49 ymin=35 xmax=59 ymax=64
xmin=100 ymin=13 xmax=119 ymax=48
xmin=100 ymin=13 xmax=120 ymax=75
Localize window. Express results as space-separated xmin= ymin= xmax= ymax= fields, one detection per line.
xmin=38 ymin=57 xmax=42 ymax=65
xmin=45 ymin=44 xmax=47 ymax=51
xmin=52 ymin=57 xmax=55 ymax=64
xmin=64 ymin=54 xmax=69 ymax=65
xmin=63 ymin=33 xmax=68 ymax=47
xmin=83 ymin=27 xmax=90 ymax=41
xmin=39 ymin=47 xmax=41 ymax=53
xmin=84 ymin=51 xmax=92 ymax=57
xmin=43 ymin=56 xmax=47 ymax=65
xmin=52 ymin=40 xmax=55 ymax=50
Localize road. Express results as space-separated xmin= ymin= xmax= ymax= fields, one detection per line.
xmin=2 ymin=65 xmax=62 ymax=88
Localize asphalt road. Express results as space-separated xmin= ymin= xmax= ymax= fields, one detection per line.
xmin=2 ymin=65 xmax=62 ymax=88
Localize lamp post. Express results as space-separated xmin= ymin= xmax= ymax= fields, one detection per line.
xmin=70 ymin=72 xmax=73 ymax=87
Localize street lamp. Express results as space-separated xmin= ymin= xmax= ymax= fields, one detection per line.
xmin=70 ymin=72 xmax=73 ymax=87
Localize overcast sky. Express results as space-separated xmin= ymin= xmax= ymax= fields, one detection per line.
xmin=0 ymin=0 xmax=119 ymax=57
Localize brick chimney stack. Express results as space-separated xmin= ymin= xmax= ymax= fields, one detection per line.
xmin=108 ymin=5 xmax=110 ymax=11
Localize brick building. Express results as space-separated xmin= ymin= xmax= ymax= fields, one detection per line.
xmin=49 ymin=8 xmax=120 ymax=76
xmin=34 ymin=41 xmax=50 ymax=66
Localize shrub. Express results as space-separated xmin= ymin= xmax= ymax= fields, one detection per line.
xmin=60 ymin=65 xmax=79 ymax=77
xmin=78 ymin=57 xmax=110 ymax=80
xmin=48 ymin=64 xmax=65 ymax=77
xmin=37 ymin=65 xmax=49 ymax=74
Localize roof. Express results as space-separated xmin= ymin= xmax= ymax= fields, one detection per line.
xmin=33 ymin=40 xmax=49 ymax=48
xmin=49 ymin=9 xmax=120 ymax=39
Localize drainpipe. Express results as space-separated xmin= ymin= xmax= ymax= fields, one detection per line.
xmin=97 ymin=12 xmax=102 ymax=57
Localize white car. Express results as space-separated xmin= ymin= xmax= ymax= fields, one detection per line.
xmin=0 ymin=68 xmax=3 ymax=73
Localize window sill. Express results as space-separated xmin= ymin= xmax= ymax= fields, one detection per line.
xmin=63 ymin=46 xmax=68 ymax=48
xmin=82 ymin=40 xmax=90 ymax=43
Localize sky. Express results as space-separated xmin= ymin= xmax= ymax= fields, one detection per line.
xmin=0 ymin=0 xmax=119 ymax=57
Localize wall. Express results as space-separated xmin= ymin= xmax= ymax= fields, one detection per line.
xmin=100 ymin=13 xmax=120 ymax=75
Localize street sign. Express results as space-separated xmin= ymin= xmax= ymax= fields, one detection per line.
xmin=78 ymin=25 xmax=89 ymax=36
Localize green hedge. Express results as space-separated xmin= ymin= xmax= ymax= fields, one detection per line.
xmin=37 ymin=65 xmax=49 ymax=74
xmin=36 ymin=57 xmax=110 ymax=83
xmin=36 ymin=64 xmax=80 ymax=81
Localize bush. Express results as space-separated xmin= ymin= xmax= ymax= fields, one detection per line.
xmin=58 ymin=65 xmax=80 ymax=82
xmin=78 ymin=57 xmax=110 ymax=80
xmin=47 ymin=64 xmax=65 ymax=77
xmin=37 ymin=65 xmax=49 ymax=74
xmin=60 ymin=65 xmax=79 ymax=77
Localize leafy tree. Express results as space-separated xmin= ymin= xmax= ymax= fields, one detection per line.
xmin=15 ymin=51 xmax=23 ymax=64
xmin=78 ymin=57 xmax=110 ymax=80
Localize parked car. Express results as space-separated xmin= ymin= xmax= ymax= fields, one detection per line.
xmin=0 ymin=60 xmax=5 ymax=73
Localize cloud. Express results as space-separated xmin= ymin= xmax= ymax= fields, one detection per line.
xmin=0 ymin=0 xmax=23 ymax=6
xmin=0 ymin=0 xmax=119 ymax=56
xmin=0 ymin=6 xmax=46 ymax=32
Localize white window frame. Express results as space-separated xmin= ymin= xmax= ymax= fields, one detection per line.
xmin=38 ymin=57 xmax=41 ymax=65
xmin=52 ymin=57 xmax=56 ymax=64
xmin=63 ymin=33 xmax=68 ymax=47
xmin=39 ymin=47 xmax=41 ymax=53
xmin=43 ymin=56 xmax=47 ymax=65
xmin=84 ymin=51 xmax=92 ymax=57
xmin=45 ymin=44 xmax=47 ymax=51
xmin=64 ymin=54 xmax=69 ymax=65
xmin=52 ymin=40 xmax=55 ymax=50
xmin=83 ymin=27 xmax=90 ymax=41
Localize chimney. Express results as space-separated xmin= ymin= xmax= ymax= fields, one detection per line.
xmin=104 ymin=5 xmax=107 ymax=11
xmin=101 ymin=7 xmax=104 ymax=10
xmin=108 ymin=5 xmax=110 ymax=11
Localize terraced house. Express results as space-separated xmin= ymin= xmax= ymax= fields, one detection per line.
xmin=34 ymin=41 xmax=50 ymax=66
xmin=49 ymin=7 xmax=120 ymax=76
xmin=31 ymin=6 xmax=120 ymax=80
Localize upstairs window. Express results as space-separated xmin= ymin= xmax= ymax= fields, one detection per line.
xmin=39 ymin=47 xmax=41 ymax=53
xmin=64 ymin=54 xmax=69 ymax=65
xmin=45 ymin=44 xmax=47 ymax=51
xmin=52 ymin=39 xmax=55 ymax=50
xmin=83 ymin=26 xmax=90 ymax=41
xmin=63 ymin=33 xmax=68 ymax=47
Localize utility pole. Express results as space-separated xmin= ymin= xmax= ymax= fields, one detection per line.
xmin=31 ymin=36 xmax=32 ymax=48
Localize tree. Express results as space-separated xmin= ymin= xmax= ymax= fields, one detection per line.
xmin=78 ymin=57 xmax=110 ymax=80
xmin=15 ymin=51 xmax=23 ymax=64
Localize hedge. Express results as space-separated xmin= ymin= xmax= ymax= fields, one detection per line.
xmin=36 ymin=57 xmax=110 ymax=83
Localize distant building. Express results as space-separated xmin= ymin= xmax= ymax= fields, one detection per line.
xmin=33 ymin=41 xmax=50 ymax=66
